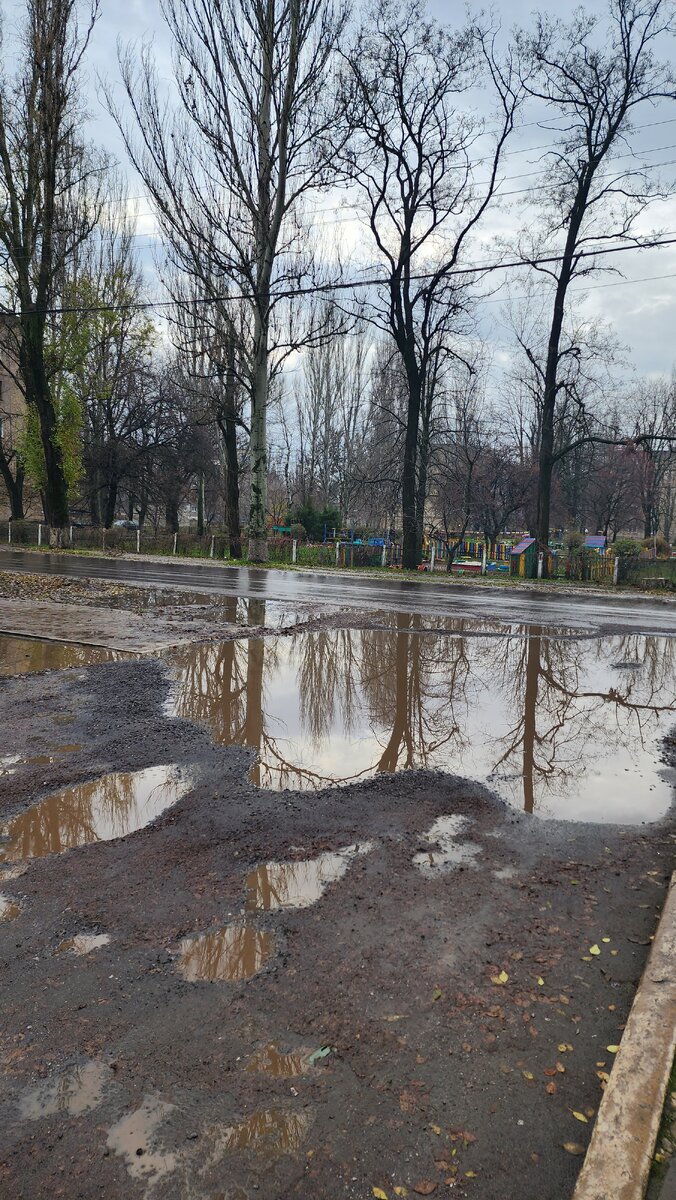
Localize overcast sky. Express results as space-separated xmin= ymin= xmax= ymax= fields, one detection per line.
xmin=12 ymin=0 xmax=676 ymax=382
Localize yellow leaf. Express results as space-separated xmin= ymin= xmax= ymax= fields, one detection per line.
xmin=373 ymin=1189 xmax=388 ymax=1199
xmin=430 ymin=1125 xmax=442 ymax=1136
xmin=384 ymin=1014 xmax=407 ymax=1022
xmin=602 ymin=937 xmax=610 ymax=943
xmin=596 ymin=1061 xmax=605 ymax=1067
xmin=522 ymin=1070 xmax=534 ymax=1080
xmin=537 ymin=977 xmax=545 ymax=986
xmin=607 ymin=1045 xmax=619 ymax=1054
xmin=589 ymin=945 xmax=601 ymax=956
xmin=394 ymin=1189 xmax=408 ymax=1196
xmin=611 ymin=950 xmax=619 ymax=956
xmin=558 ymin=1044 xmax=573 ymax=1053
xmin=556 ymin=1062 xmax=566 ymax=1074
xmin=562 ymin=1142 xmax=586 ymax=1155
xmin=572 ymin=1111 xmax=588 ymax=1123
xmin=465 ymin=1171 xmax=477 ymax=1178
xmin=581 ymin=956 xmax=592 ymax=962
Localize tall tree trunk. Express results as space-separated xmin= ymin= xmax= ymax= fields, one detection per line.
xmin=218 ymin=385 xmax=242 ymax=559
xmin=0 ymin=446 xmax=24 ymax=519
xmin=21 ymin=318 xmax=70 ymax=540
xmin=197 ymin=470 xmax=205 ymax=536
xmin=401 ymin=363 xmax=422 ymax=570
xmin=521 ymin=630 xmax=541 ymax=815
xmin=165 ymin=497 xmax=179 ymax=532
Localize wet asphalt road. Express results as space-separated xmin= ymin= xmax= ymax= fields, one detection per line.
xmin=0 ymin=547 xmax=675 ymax=634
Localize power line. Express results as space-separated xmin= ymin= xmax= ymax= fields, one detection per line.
xmin=4 ymin=234 xmax=676 ymax=319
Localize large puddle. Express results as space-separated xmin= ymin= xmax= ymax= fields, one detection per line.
xmin=0 ymin=765 xmax=194 ymax=862
xmin=168 ymin=618 xmax=676 ymax=821
xmin=178 ymin=922 xmax=274 ymax=982
xmin=0 ymin=634 xmax=122 ymax=674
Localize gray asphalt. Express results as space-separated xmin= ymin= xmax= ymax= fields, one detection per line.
xmin=1 ymin=547 xmax=675 ymax=635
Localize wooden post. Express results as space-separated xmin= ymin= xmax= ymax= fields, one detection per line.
xmin=292 ymin=538 xmax=297 ymax=564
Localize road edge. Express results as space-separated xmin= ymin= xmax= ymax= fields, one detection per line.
xmin=572 ymin=871 xmax=676 ymax=1200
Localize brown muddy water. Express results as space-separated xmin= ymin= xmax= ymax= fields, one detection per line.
xmin=0 ymin=635 xmax=122 ymax=674
xmin=167 ymin=617 xmax=676 ymax=822
xmin=178 ymin=922 xmax=274 ymax=982
xmin=0 ymin=765 xmax=194 ymax=862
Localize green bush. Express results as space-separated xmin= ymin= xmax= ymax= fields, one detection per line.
xmin=611 ymin=537 xmax=641 ymax=558
xmin=641 ymin=534 xmax=671 ymax=558
xmin=564 ymin=529 xmax=585 ymax=550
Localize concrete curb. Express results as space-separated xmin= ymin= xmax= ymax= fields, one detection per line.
xmin=572 ymin=872 xmax=676 ymax=1200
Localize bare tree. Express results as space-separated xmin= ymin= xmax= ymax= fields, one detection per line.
xmin=337 ymin=0 xmax=521 ymax=568
xmin=0 ymin=0 xmax=106 ymax=539
xmin=517 ymin=0 xmax=676 ymax=558
xmin=113 ymin=0 xmax=347 ymax=561
xmin=629 ymin=376 xmax=676 ymax=537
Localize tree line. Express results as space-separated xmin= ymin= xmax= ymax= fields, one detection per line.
xmin=0 ymin=0 xmax=674 ymax=568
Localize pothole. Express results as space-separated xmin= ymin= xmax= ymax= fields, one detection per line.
xmin=55 ymin=933 xmax=111 ymax=955
xmin=0 ymin=765 xmax=194 ymax=862
xmin=413 ymin=815 xmax=482 ymax=873
xmin=20 ymin=1061 xmax=113 ymax=1120
xmin=178 ymin=922 xmax=274 ymax=982
xmin=0 ymin=893 xmax=21 ymax=920
xmin=246 ymin=1044 xmax=312 ymax=1077
xmin=245 ymin=843 xmax=373 ymax=912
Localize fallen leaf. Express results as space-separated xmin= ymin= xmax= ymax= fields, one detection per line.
xmin=491 ymin=970 xmax=509 ymax=985
xmin=556 ymin=1062 xmax=566 ymax=1074
xmin=602 ymin=937 xmax=611 ymax=943
xmin=546 ymin=1082 xmax=557 ymax=1095
xmin=522 ymin=1071 xmax=534 ymax=1081
xmin=572 ymin=1112 xmax=588 ymax=1123
xmin=562 ymin=1143 xmax=586 ymax=1155
xmin=589 ymin=945 xmax=601 ymax=956
xmin=537 ymin=977 xmax=545 ymax=986
xmin=430 ymin=1125 xmax=442 ymax=1136
xmin=372 ymin=1189 xmax=388 ymax=1199
xmin=431 ymin=988 xmax=443 ymax=1002
xmin=465 ymin=1171 xmax=477 ymax=1179
xmin=412 ymin=1182 xmax=437 ymax=1195
xmin=544 ymin=1068 xmax=557 ymax=1077
xmin=307 ymin=1045 xmax=332 ymax=1064
xmin=530 ymin=1152 xmax=540 ymax=1164
xmin=384 ymin=1015 xmax=407 ymax=1022
xmin=581 ymin=956 xmax=592 ymax=962
xmin=607 ymin=1045 xmax=620 ymax=1054
xmin=585 ymin=1108 xmax=595 ymax=1118
xmin=611 ymin=950 xmax=619 ymax=956
xmin=394 ymin=1190 xmax=408 ymax=1197
xmin=558 ymin=1044 xmax=573 ymax=1053
xmin=595 ymin=1062 xmax=605 ymax=1067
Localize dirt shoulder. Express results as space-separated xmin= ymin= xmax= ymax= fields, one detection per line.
xmin=0 ymin=653 xmax=673 ymax=1200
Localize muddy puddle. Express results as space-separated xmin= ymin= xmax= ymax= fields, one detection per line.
xmin=55 ymin=933 xmax=110 ymax=955
xmin=246 ymin=1044 xmax=311 ymax=1077
xmin=20 ymin=1061 xmax=112 ymax=1120
xmin=178 ymin=922 xmax=274 ymax=982
xmin=0 ymin=893 xmax=21 ymax=920
xmin=245 ymin=843 xmax=373 ymax=911
xmin=167 ymin=617 xmax=676 ymax=821
xmin=0 ymin=744 xmax=81 ymax=776
xmin=0 ymin=634 xmax=122 ymax=674
xmin=0 ymin=765 xmax=194 ymax=862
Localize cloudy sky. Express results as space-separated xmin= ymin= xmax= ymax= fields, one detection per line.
xmin=8 ymin=0 xmax=676 ymax=382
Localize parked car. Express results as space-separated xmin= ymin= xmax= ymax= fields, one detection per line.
xmin=112 ymin=519 xmax=139 ymax=531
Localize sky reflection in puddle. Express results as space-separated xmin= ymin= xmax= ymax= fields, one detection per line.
xmin=0 ymin=893 xmax=21 ymax=920
xmin=412 ymin=815 xmax=482 ymax=872
xmin=0 ymin=765 xmax=193 ymax=862
xmin=179 ymin=922 xmax=273 ymax=982
xmin=246 ymin=1044 xmax=311 ymax=1077
xmin=245 ymin=843 xmax=373 ymax=911
xmin=167 ymin=615 xmax=675 ymax=821
xmin=55 ymin=933 xmax=110 ymax=955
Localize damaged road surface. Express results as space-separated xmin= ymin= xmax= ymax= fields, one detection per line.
xmin=0 ymin=592 xmax=674 ymax=1200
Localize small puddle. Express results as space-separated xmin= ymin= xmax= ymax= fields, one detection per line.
xmin=245 ymin=843 xmax=373 ymax=912
xmin=0 ymin=635 xmax=122 ymax=675
xmin=20 ymin=1061 xmax=112 ymax=1120
xmin=107 ymin=1095 xmax=177 ymax=1185
xmin=55 ymin=933 xmax=110 ymax=955
xmin=246 ymin=1044 xmax=311 ymax=1078
xmin=203 ymin=1108 xmax=312 ymax=1158
xmin=412 ymin=816 xmax=482 ymax=873
xmin=166 ymin=621 xmax=676 ymax=821
xmin=0 ymin=765 xmax=194 ymax=862
xmin=0 ymin=893 xmax=21 ymax=920
xmin=178 ymin=922 xmax=274 ymax=982
xmin=0 ymin=744 xmax=82 ymax=776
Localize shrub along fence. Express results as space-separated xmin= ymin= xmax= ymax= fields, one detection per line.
xmin=0 ymin=519 xmax=673 ymax=586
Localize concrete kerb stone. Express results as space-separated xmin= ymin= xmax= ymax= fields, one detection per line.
xmin=572 ymin=872 xmax=676 ymax=1200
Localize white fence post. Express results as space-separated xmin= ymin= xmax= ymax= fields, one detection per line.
xmin=292 ymin=538 xmax=297 ymax=564
xmin=173 ymin=532 xmax=177 ymax=556
xmin=209 ymin=535 xmax=215 ymax=559
xmin=335 ymin=541 xmax=340 ymax=566
xmin=69 ymin=525 xmax=73 ymax=545
xmin=430 ymin=544 xmax=436 ymax=572
xmin=136 ymin=528 xmax=140 ymax=554
xmin=481 ymin=543 xmax=487 ymax=576
xmin=37 ymin=522 xmax=42 ymax=547
xmin=381 ymin=544 xmax=386 ymax=568
xmin=7 ymin=522 xmax=11 ymax=544
xmin=613 ymin=556 xmax=619 ymax=585
xmin=537 ymin=551 xmax=544 ymax=579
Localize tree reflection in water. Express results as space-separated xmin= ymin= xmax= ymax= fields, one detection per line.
xmin=167 ymin=619 xmax=675 ymax=820
xmin=0 ymin=765 xmax=193 ymax=861
xmin=178 ymin=922 xmax=273 ymax=981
